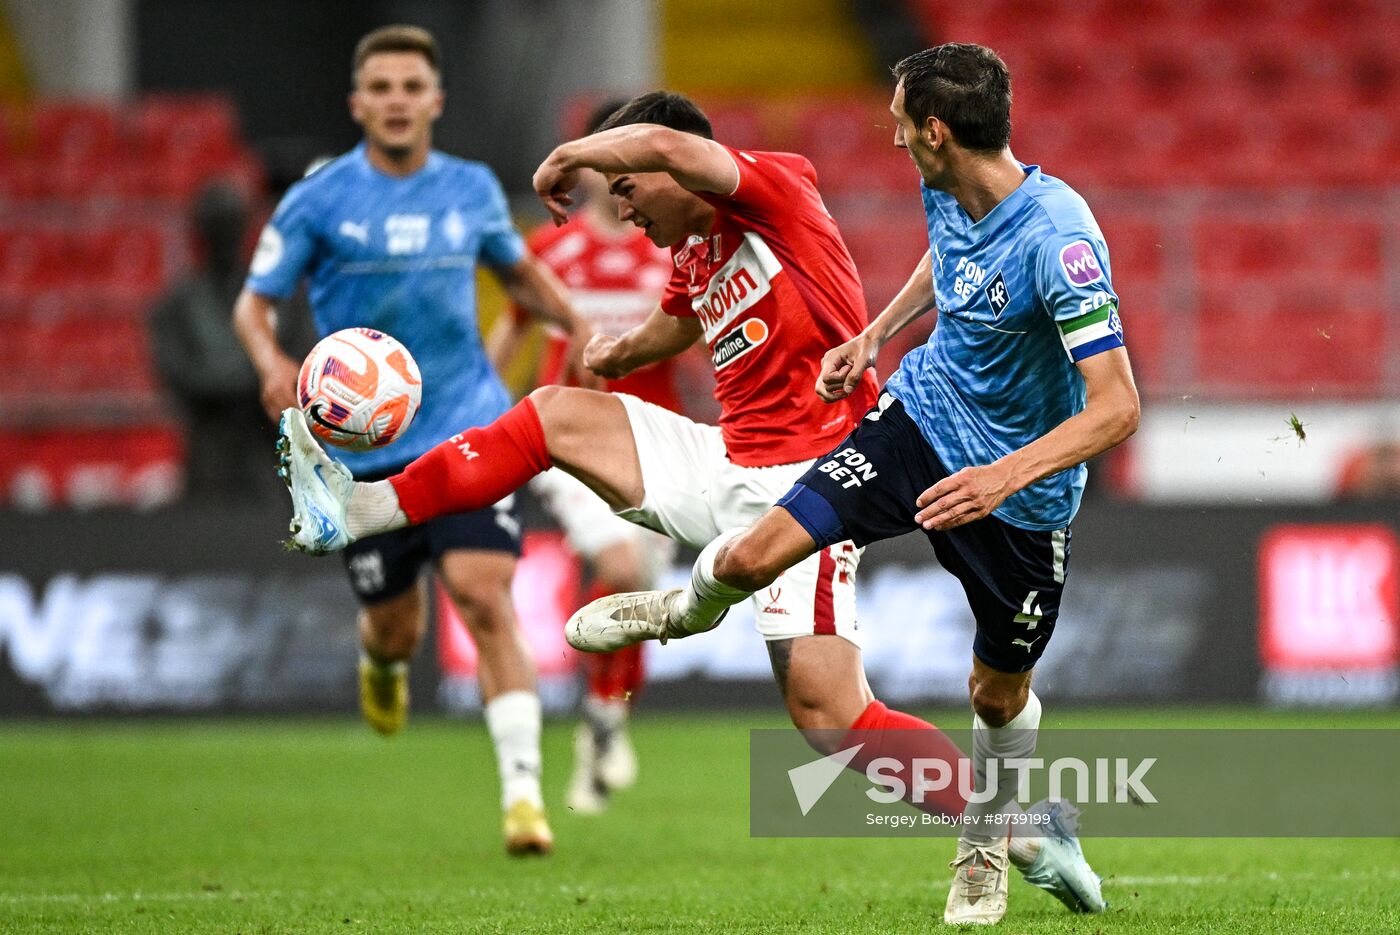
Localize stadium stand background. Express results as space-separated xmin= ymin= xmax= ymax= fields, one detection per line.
xmin=4 ymin=0 xmax=1395 ymax=508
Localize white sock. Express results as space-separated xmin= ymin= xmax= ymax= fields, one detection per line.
xmin=961 ymin=689 xmax=1042 ymax=849
xmin=346 ymin=480 xmax=408 ymax=539
xmin=670 ymin=528 xmax=750 ymax=636
xmin=484 ymin=690 xmax=543 ymax=809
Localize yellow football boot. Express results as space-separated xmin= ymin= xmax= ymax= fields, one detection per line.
xmin=358 ymin=656 xmax=408 ymax=736
xmin=503 ymin=799 xmax=554 ymax=856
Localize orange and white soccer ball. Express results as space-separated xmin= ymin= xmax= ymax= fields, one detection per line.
xmin=297 ymin=328 xmax=422 ymax=450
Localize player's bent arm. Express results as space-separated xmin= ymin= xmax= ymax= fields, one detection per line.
xmin=915 ymin=348 xmax=1139 ymax=530
xmin=232 ymin=288 xmax=300 ymax=421
xmin=998 ymin=348 xmax=1140 ymax=490
xmin=817 ymin=250 xmax=936 ymax=402
xmin=868 ymin=249 xmax=938 ymax=346
xmin=585 ymin=306 xmax=703 ymax=380
xmin=535 ymin=126 xmax=738 ymax=220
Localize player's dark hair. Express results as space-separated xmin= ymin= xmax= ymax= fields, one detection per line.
xmin=353 ymin=24 xmax=440 ymax=77
xmin=583 ymin=98 xmax=631 ymax=136
xmin=593 ymin=91 xmax=713 ymax=139
xmin=892 ymin=44 xmax=1012 ymax=152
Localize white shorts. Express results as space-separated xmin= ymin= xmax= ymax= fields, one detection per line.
xmin=615 ymin=394 xmax=862 ymax=646
xmin=529 ymin=468 xmax=676 ymax=588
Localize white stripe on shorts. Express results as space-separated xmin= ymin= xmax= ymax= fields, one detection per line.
xmin=1051 ymin=528 xmax=1066 ymax=584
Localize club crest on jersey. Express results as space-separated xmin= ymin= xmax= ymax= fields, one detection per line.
xmin=984 ymin=271 xmax=1010 ymax=318
xmin=1059 ymin=240 xmax=1103 ymax=286
xmin=441 ymin=209 xmax=467 ymax=250
xmin=712 ymin=318 xmax=769 ymax=370
xmin=692 ymin=232 xmax=782 ymax=341
xmin=675 ymin=234 xmax=724 ymax=290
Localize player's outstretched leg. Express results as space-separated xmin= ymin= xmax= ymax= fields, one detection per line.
xmin=280 ymin=389 xmax=641 ymax=556
xmin=567 ymin=510 xmax=809 ymax=651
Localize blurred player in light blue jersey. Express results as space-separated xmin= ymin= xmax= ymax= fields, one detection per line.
xmin=568 ymin=44 xmax=1138 ymax=923
xmin=233 ymin=24 xmax=589 ymax=856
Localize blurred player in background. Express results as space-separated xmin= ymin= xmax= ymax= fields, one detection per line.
xmin=489 ymin=99 xmax=679 ymax=814
xmin=571 ymin=44 xmax=1132 ymax=923
xmin=232 ymin=24 xmax=591 ymax=856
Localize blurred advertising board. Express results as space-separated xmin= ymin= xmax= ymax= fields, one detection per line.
xmin=1258 ymin=524 xmax=1400 ymax=706
xmin=1 ymin=500 xmax=1397 ymax=714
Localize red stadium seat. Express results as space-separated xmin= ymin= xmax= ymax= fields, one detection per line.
xmin=131 ymin=95 xmax=241 ymax=162
xmin=692 ymin=99 xmax=773 ymax=151
xmin=77 ymin=223 xmax=172 ymax=297
xmin=1194 ymin=215 xmax=1382 ymax=278
xmin=1193 ymin=296 xmax=1386 ymax=397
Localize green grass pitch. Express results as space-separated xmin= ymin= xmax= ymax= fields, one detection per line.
xmin=3 ymin=708 xmax=1398 ymax=933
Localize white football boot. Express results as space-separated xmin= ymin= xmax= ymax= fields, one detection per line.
xmin=1016 ymin=801 xmax=1106 ymax=914
xmin=565 ymin=588 xmax=685 ymax=652
xmin=276 ymin=407 xmax=356 ymax=555
xmin=944 ymin=837 xmax=1010 ymax=925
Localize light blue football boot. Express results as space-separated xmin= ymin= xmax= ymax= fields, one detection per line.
xmin=276 ymin=408 xmax=355 ymax=555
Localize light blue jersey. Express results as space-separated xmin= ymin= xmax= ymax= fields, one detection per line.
xmin=246 ymin=144 xmax=524 ymax=475
xmin=885 ymin=164 xmax=1123 ymax=530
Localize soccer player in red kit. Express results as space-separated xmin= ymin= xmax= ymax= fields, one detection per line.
xmin=492 ymin=100 xmax=680 ymax=813
xmin=279 ymin=91 xmax=969 ymax=824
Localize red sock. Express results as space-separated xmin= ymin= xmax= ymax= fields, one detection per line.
xmin=843 ymin=700 xmax=968 ymax=819
xmin=389 ymin=398 xmax=551 ymax=524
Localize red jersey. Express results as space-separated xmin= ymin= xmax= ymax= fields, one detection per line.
xmin=661 ymin=146 xmax=877 ymax=467
xmin=517 ymin=212 xmax=679 ymax=411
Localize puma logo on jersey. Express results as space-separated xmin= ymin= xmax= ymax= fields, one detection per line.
xmin=339 ymin=220 xmax=370 ymax=245
xmin=692 ymin=233 xmax=782 ymax=341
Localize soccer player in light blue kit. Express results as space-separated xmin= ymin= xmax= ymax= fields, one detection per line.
xmin=233 ymin=25 xmax=588 ymax=856
xmin=567 ymin=44 xmax=1139 ymax=922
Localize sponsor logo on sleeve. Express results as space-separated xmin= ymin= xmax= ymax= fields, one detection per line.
xmin=712 ymin=317 xmax=769 ymax=370
xmin=250 ymin=224 xmax=284 ymax=277
xmin=1059 ymin=240 xmax=1104 ymax=286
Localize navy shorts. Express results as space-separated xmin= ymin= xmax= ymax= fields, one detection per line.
xmin=341 ymin=467 xmax=522 ymax=606
xmin=776 ymin=393 xmax=1070 ymax=673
